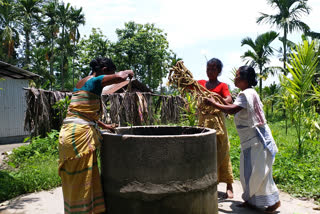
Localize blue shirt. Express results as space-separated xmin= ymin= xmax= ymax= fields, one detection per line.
xmin=73 ymin=75 xmax=105 ymax=96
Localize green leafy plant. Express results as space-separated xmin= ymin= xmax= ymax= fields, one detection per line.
xmin=278 ymin=76 xmax=297 ymax=134
xmin=8 ymin=130 xmax=59 ymax=166
xmin=52 ymin=96 xmax=70 ymax=119
xmin=282 ymin=40 xmax=318 ymax=153
xmin=303 ymin=106 xmax=320 ymax=141
xmin=0 ymin=130 xmax=61 ymax=202
xmin=180 ymin=92 xmax=198 ymax=126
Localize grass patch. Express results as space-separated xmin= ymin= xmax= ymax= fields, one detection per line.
xmin=0 ymin=155 xmax=61 ymax=202
xmin=0 ymin=130 xmax=61 ymax=202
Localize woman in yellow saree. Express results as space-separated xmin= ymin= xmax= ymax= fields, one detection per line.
xmin=198 ymin=58 xmax=234 ymax=198
xmin=58 ymin=57 xmax=133 ymax=214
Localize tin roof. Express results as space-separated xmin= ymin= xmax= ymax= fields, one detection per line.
xmin=0 ymin=61 xmax=41 ymax=80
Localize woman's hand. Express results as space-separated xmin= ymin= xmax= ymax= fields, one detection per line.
xmin=97 ymin=121 xmax=118 ymax=133
xmin=203 ymin=98 xmax=243 ymax=115
xmin=118 ymin=70 xmax=134 ymax=80
xmin=103 ymin=124 xmax=116 ymax=133
xmin=102 ymin=70 xmax=134 ymax=87
xmin=204 ymin=97 xmax=218 ymax=107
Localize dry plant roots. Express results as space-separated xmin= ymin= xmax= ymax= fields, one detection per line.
xmin=168 ymin=60 xmax=224 ymax=114
xmin=168 ymin=60 xmax=226 ymax=134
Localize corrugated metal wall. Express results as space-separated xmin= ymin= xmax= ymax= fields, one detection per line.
xmin=0 ymin=77 xmax=30 ymax=137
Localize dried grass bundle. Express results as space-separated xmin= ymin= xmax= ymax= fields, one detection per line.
xmin=168 ymin=61 xmax=226 ymax=134
xmin=24 ymin=89 xmax=72 ymax=137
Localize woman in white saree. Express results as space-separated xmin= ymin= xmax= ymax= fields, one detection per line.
xmin=204 ymin=66 xmax=280 ymax=213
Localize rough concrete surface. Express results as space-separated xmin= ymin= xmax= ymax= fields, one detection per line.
xmin=0 ymin=181 xmax=319 ymax=214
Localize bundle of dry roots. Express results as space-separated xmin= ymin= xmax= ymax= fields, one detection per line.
xmin=168 ymin=61 xmax=226 ymax=134
xmin=168 ymin=60 xmax=224 ymax=115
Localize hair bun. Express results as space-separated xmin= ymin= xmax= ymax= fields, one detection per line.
xmin=90 ymin=59 xmax=98 ymax=69
xmin=252 ymin=79 xmax=258 ymax=87
xmin=248 ymin=67 xmax=258 ymax=87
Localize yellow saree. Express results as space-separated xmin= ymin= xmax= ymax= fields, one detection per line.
xmin=59 ymin=90 xmax=105 ymax=214
xmin=199 ymin=111 xmax=233 ymax=184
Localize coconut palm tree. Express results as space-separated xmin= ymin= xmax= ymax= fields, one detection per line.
xmin=241 ymin=31 xmax=279 ymax=97
xmin=256 ymin=0 xmax=310 ymax=74
xmin=42 ymin=0 xmax=59 ymax=89
xmin=56 ymin=2 xmax=72 ymax=90
xmin=0 ymin=0 xmax=19 ymax=62
xmin=69 ymin=6 xmax=85 ymax=87
xmin=16 ymin=0 xmax=42 ymax=68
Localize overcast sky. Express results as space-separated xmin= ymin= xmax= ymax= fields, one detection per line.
xmin=64 ymin=0 xmax=320 ymax=90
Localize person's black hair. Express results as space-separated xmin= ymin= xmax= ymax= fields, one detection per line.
xmin=238 ymin=66 xmax=258 ymax=87
xmin=89 ymin=57 xmax=116 ymax=74
xmin=207 ymin=58 xmax=223 ymax=72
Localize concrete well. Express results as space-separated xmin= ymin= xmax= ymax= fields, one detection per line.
xmin=101 ymin=126 xmax=217 ymax=214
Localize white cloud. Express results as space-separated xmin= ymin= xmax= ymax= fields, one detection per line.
xmin=64 ymin=0 xmax=316 ymax=48
xmin=65 ymin=0 xmax=275 ymax=46
xmin=63 ymin=0 xmax=318 ymax=89
xmin=302 ymin=0 xmax=320 ymax=32
xmin=153 ymin=0 xmax=275 ymax=48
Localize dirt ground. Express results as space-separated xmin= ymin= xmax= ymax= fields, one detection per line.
xmin=0 ymin=143 xmax=319 ymax=214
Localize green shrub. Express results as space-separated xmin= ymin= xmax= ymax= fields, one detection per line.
xmin=0 ymin=130 xmax=61 ymax=202
xmin=8 ymin=130 xmax=59 ymax=167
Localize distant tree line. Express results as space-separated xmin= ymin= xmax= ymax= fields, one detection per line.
xmin=0 ymin=0 xmax=179 ymax=92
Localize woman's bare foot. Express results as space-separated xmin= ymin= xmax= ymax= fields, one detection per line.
xmin=226 ymin=183 xmax=234 ymax=198
xmin=265 ymin=201 xmax=281 ymax=213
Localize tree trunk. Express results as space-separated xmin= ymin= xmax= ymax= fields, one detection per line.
xmin=72 ymin=40 xmax=75 ymax=88
xmin=259 ymin=65 xmax=263 ymax=99
xmin=61 ymin=26 xmax=65 ymax=90
xmin=283 ymin=26 xmax=288 ymax=75
xmin=50 ymin=36 xmax=54 ymax=90
xmin=25 ymin=29 xmax=30 ymax=67
xmin=148 ymin=63 xmax=151 ymax=89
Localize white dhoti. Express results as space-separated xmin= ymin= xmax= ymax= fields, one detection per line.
xmin=238 ymin=124 xmax=279 ymax=207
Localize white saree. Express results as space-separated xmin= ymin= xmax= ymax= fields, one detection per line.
xmin=234 ymin=88 xmax=279 ymax=207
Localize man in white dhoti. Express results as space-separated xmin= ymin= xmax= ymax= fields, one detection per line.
xmin=204 ymin=65 xmax=281 ymax=213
